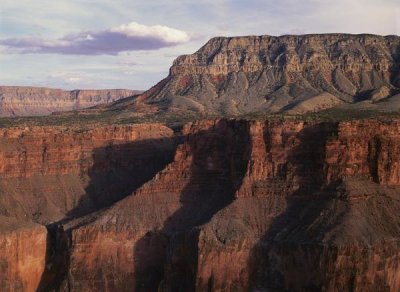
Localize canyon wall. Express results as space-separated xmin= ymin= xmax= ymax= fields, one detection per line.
xmin=0 ymin=86 xmax=140 ymax=117
xmin=1 ymin=118 xmax=400 ymax=291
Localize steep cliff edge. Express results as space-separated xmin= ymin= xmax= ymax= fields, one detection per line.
xmin=117 ymin=34 xmax=400 ymax=116
xmin=0 ymin=86 xmax=140 ymax=117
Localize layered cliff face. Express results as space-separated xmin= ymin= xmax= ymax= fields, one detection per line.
xmin=124 ymin=34 xmax=400 ymax=116
xmin=0 ymin=86 xmax=140 ymax=117
xmin=34 ymin=118 xmax=399 ymax=291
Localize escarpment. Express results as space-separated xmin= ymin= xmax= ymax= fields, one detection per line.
xmin=0 ymin=86 xmax=140 ymax=117
xmin=123 ymin=34 xmax=400 ymax=116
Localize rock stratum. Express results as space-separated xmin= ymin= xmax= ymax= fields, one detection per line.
xmin=113 ymin=34 xmax=400 ymax=116
xmin=0 ymin=86 xmax=140 ymax=117
xmin=1 ymin=118 xmax=400 ymax=291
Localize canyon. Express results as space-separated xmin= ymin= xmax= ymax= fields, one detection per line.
xmin=0 ymin=86 xmax=140 ymax=117
xmin=1 ymin=33 xmax=400 ymax=291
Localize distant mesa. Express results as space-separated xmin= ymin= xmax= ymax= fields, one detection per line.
xmin=0 ymin=86 xmax=141 ymax=117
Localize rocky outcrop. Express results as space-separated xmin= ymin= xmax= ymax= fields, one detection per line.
xmin=125 ymin=34 xmax=400 ymax=115
xmin=0 ymin=86 xmax=140 ymax=117
xmin=0 ymin=217 xmax=47 ymax=292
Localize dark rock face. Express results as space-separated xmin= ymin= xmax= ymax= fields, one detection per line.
xmin=129 ymin=34 xmax=400 ymax=115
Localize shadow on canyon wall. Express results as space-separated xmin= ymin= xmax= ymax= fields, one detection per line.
xmin=133 ymin=120 xmax=251 ymax=292
xmin=37 ymin=121 xmax=347 ymax=291
xmin=247 ymin=122 xmax=342 ymax=291
xmin=37 ymin=136 xmax=179 ymax=291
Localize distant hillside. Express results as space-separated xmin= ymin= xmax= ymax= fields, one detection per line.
xmin=0 ymin=86 xmax=141 ymax=117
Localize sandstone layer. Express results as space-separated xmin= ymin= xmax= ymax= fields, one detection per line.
xmin=0 ymin=86 xmax=140 ymax=117
xmin=116 ymin=34 xmax=400 ymax=116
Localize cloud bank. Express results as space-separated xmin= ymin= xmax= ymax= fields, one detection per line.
xmin=0 ymin=22 xmax=191 ymax=55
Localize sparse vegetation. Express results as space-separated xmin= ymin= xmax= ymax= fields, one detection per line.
xmin=2 ymin=108 xmax=400 ymax=129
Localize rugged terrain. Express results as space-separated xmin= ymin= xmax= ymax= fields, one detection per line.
xmin=106 ymin=34 xmax=400 ymax=117
xmin=2 ymin=34 xmax=400 ymax=292
xmin=0 ymin=86 xmax=140 ymax=117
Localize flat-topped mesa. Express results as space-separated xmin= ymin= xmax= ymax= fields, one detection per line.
xmin=140 ymin=34 xmax=400 ymax=115
xmin=0 ymin=86 xmax=141 ymax=117
xmin=171 ymin=34 xmax=400 ymax=78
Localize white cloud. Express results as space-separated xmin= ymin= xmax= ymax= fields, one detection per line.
xmin=110 ymin=22 xmax=190 ymax=43
xmin=397 ymin=8 xmax=400 ymax=35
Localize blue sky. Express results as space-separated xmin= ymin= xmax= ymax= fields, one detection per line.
xmin=0 ymin=0 xmax=399 ymax=90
